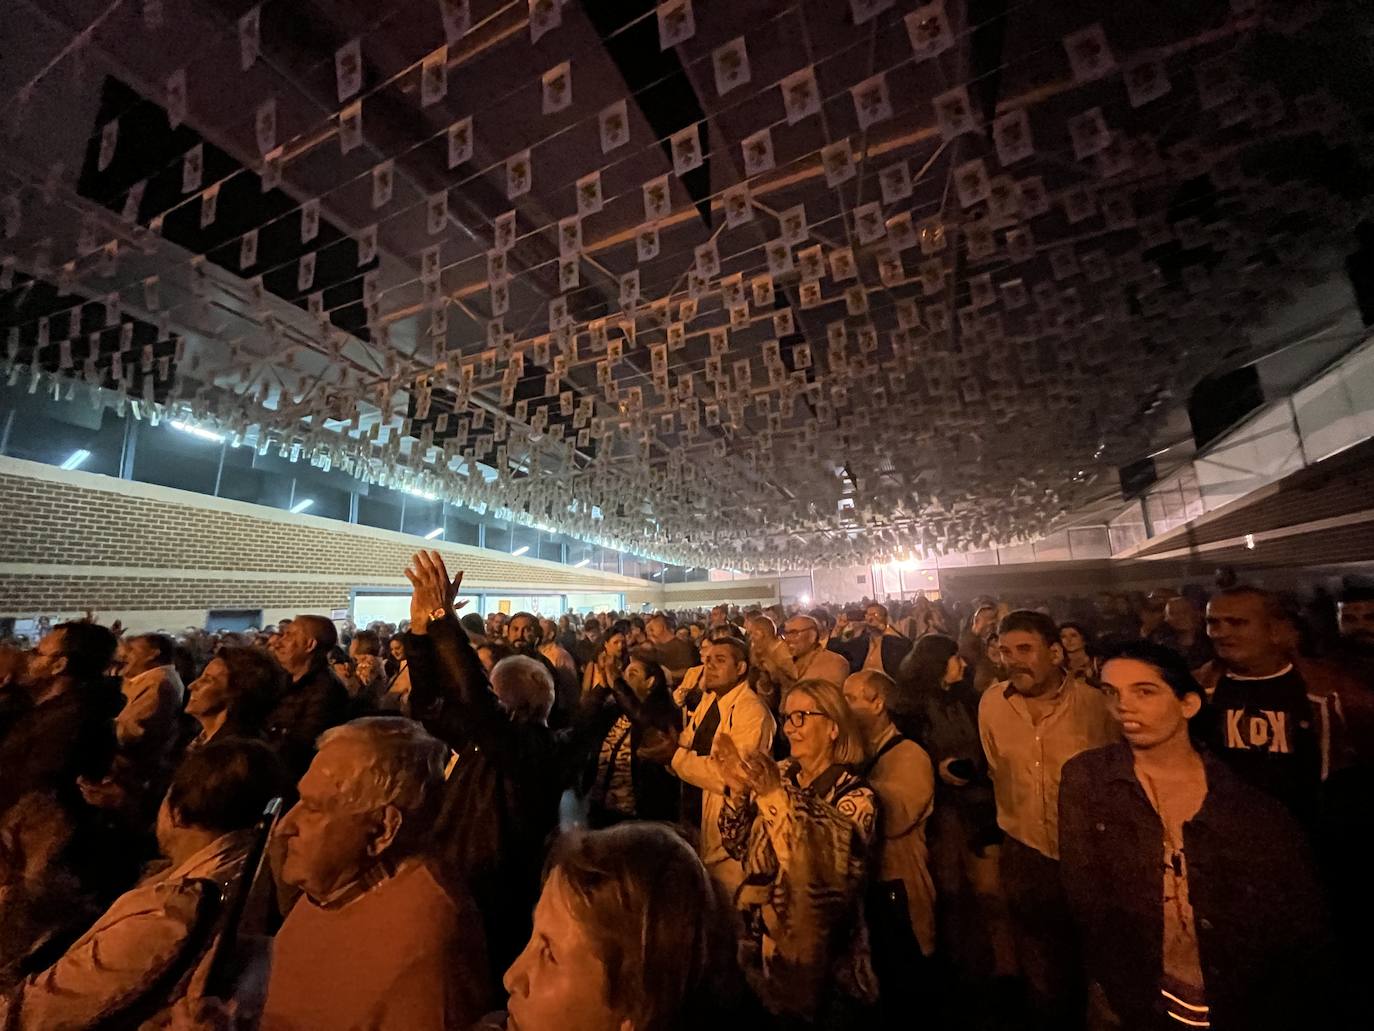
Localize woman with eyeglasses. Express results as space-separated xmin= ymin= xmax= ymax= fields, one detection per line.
xmin=716 ymin=678 xmax=879 ymax=1025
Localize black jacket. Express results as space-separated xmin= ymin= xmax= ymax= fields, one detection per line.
xmin=828 ymin=632 xmax=911 ymax=679
xmin=403 ymin=616 xmax=563 ymax=985
xmin=565 ymin=680 xmax=680 ymax=827
xmin=1059 ymin=743 xmax=1340 ymax=1031
xmin=263 ymin=662 xmax=350 ymax=778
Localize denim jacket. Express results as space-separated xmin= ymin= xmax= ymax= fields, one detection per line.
xmin=1058 ymin=743 xmax=1339 ymax=1031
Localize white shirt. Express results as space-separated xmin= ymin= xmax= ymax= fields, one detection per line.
xmin=670 ymin=680 xmax=775 ymax=881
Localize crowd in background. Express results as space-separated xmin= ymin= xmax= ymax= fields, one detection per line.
xmin=1 ymin=561 xmax=1373 ymax=1030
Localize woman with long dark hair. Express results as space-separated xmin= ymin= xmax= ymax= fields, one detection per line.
xmin=580 ymin=622 xmax=628 ymax=695
xmin=571 ymin=652 xmax=680 ymax=827
xmin=1059 ymin=621 xmax=1101 ymax=685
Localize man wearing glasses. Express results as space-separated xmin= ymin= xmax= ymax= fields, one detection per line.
xmin=781 ymin=615 xmax=850 ymax=689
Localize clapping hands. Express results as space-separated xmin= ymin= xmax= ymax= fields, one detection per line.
xmin=713 ymin=734 xmax=779 ymax=795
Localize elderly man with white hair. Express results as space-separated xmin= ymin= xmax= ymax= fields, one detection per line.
xmin=259 ymin=717 xmax=490 ymax=1030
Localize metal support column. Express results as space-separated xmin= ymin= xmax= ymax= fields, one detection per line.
xmin=0 ymin=409 xmax=14 ymax=456
xmin=212 ymin=441 xmax=227 ymax=497
xmin=119 ymin=419 xmax=138 ymax=480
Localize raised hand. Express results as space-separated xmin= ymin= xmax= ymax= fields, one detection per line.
xmin=404 ymin=550 xmax=466 ymax=634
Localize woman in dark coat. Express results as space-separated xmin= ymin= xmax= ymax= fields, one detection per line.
xmin=571 ymin=649 xmax=680 ymax=827
xmin=1059 ymin=640 xmax=1338 ymax=1031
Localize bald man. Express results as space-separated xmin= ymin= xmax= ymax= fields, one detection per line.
xmin=843 ymin=669 xmax=937 ymax=1018
xmin=266 ymin=614 xmax=351 ymax=776
xmin=780 ymin=615 xmax=850 ymax=688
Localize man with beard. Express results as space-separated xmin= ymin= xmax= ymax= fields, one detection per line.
xmin=978 ymin=610 xmax=1118 ymax=1028
xmin=0 ymin=622 xmax=122 ymax=816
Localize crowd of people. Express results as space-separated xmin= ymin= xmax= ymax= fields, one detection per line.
xmin=1 ymin=559 xmax=1372 ymax=1030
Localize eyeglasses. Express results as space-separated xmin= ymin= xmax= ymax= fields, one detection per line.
xmin=782 ymin=710 xmax=829 ymax=730
xmin=781 ymin=627 xmax=816 ymax=639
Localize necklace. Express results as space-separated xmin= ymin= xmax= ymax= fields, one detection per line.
xmin=1137 ymin=768 xmax=1202 ymax=925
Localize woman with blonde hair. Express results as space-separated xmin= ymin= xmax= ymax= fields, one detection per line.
xmin=716 ymin=678 xmax=879 ymax=1024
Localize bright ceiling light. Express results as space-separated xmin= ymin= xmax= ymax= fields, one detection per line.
xmin=424 ymin=527 xmax=444 ymax=540
xmin=169 ymin=420 xmax=226 ymax=443
xmin=800 ymin=593 xmax=811 ymax=605
xmin=289 ymin=498 xmax=314 ymax=514
xmin=60 ymin=449 xmax=91 ymax=470
xmin=512 ymin=545 xmax=530 ymax=557
xmin=574 ymin=558 xmax=591 ymax=567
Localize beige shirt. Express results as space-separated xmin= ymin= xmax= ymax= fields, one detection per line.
xmin=978 ymin=674 xmax=1119 ymax=860
xmin=868 ymin=725 xmax=937 ymax=955
xmin=792 ymin=646 xmax=851 ymax=689
xmin=671 ymin=680 xmax=776 ymax=889
xmin=0 ymin=832 xmax=250 ymax=1029
xmin=117 ymin=664 xmax=186 ymax=758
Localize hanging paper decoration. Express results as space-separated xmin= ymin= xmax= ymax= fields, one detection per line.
xmin=238 ymin=6 xmax=261 ymax=70
xmin=493 ymin=210 xmax=516 ymax=252
xmin=557 ymin=215 xmax=581 ymax=257
xmin=599 ymin=100 xmax=629 ymax=153
xmin=447 ymin=116 xmax=473 ymax=167
xmin=98 ymin=120 xmax=118 ymax=171
xmin=821 ymin=139 xmax=855 ymax=187
xmin=670 ymin=125 xmax=702 ymax=176
xmin=336 ymin=39 xmax=363 ymax=102
xmin=933 ymin=86 xmax=976 ymax=138
xmin=1124 ymin=58 xmax=1170 ymax=107
xmin=657 ymin=0 xmax=695 ymax=50
xmin=506 ymin=150 xmax=532 ymax=198
xmin=1063 ymin=24 xmax=1115 ymax=82
xmin=422 ymin=47 xmax=448 ymax=106
xmin=200 ymin=183 xmax=219 ymax=228
xmin=741 ymin=128 xmax=775 ymax=175
xmin=255 ymin=98 xmax=276 ymax=156
xmin=1067 ymin=107 xmax=1112 ymax=160
xmin=713 ymin=37 xmax=751 ymax=95
xmin=358 ymin=224 xmax=377 ymax=265
xmin=906 ymin=1 xmax=954 ymax=58
xmin=575 ymin=171 xmax=603 ymax=216
xmin=542 ymin=61 xmax=572 ymax=114
xmin=240 ymin=228 xmax=258 ymax=269
xmin=643 ymin=174 xmax=671 ymax=220
xmin=340 ymin=100 xmax=363 ymax=153
xmin=720 ymin=183 xmax=750 ymax=227
xmin=181 ymin=143 xmax=203 ymax=193
xmin=992 ymin=108 xmax=1033 ymax=165
xmin=440 ymin=0 xmax=471 ymax=43
xmin=851 ymin=73 xmax=892 ymax=130
xmin=781 ymin=66 xmax=821 ymax=125
xmin=427 ymin=191 xmax=449 ymax=234
xmin=372 ymin=160 xmax=394 ymax=207
xmin=528 ymin=0 xmax=560 ymax=42
xmin=166 ymin=69 xmax=188 ymax=128
xmin=636 ymin=223 xmax=660 ymax=262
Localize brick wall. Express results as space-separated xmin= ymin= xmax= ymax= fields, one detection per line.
xmin=0 ymin=456 xmax=659 ymax=630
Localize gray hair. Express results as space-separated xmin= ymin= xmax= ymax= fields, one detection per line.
xmin=316 ymin=718 xmax=448 ymax=827
xmin=491 ymin=655 xmax=555 ymax=725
